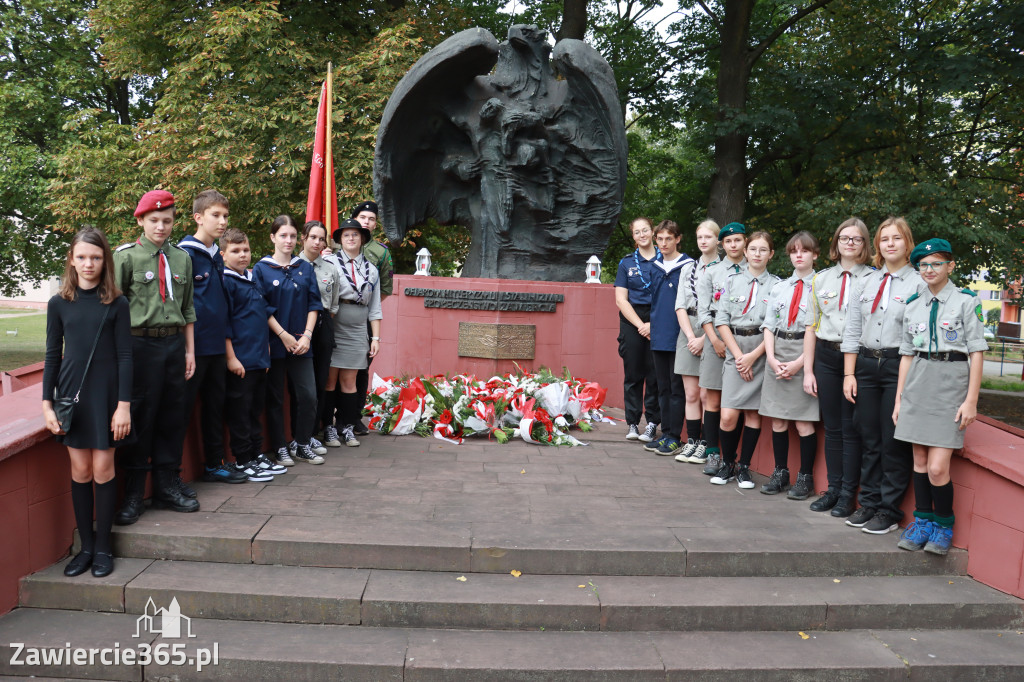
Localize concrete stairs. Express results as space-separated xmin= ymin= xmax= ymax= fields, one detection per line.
xmin=3 ymin=423 xmax=1024 ymax=679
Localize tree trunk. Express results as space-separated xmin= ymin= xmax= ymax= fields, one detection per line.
xmin=707 ymin=0 xmax=754 ymax=225
xmin=556 ymin=0 xmax=587 ymax=41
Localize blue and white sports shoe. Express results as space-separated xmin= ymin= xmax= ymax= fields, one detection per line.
xmin=923 ymin=524 xmax=954 ymax=555
xmin=896 ymin=518 xmax=932 ymax=551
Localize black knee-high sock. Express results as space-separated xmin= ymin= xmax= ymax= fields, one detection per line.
xmin=772 ymin=429 xmax=789 ymax=470
xmin=94 ymin=480 xmax=116 ymax=555
xmin=932 ymin=481 xmax=954 ymax=523
xmin=739 ymin=426 xmax=762 ymax=466
xmin=719 ymin=426 xmax=739 ymax=464
xmin=704 ymin=410 xmax=720 ymax=449
xmin=799 ymin=433 xmax=817 ymax=475
xmin=686 ymin=419 xmax=702 ymax=442
xmin=340 ymin=391 xmax=359 ymax=427
xmin=324 ymin=390 xmax=338 ymax=427
xmin=71 ymin=480 xmax=94 ymax=553
xmin=913 ymin=472 xmax=933 ymax=517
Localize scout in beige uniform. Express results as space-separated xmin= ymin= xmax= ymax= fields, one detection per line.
xmin=695 ymin=222 xmax=747 ymax=475
xmin=673 ymin=219 xmax=719 ymax=464
xmin=759 ymin=231 xmax=819 ymax=499
xmin=802 ymin=218 xmax=874 ymax=517
xmin=841 ymin=216 xmax=922 ymax=535
xmin=711 ymin=231 xmax=780 ymax=489
xmin=893 ymin=238 xmax=987 ymax=556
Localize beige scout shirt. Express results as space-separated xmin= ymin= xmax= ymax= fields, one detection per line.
xmin=810 ymin=263 xmax=874 ymax=342
xmin=898 ymin=281 xmax=989 ymax=357
xmin=841 ymin=264 xmax=922 ymax=352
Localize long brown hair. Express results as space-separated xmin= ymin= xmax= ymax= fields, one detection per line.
xmin=59 ymin=227 xmax=121 ymax=304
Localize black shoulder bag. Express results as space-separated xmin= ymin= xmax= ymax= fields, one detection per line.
xmin=53 ymin=306 xmax=110 ymax=433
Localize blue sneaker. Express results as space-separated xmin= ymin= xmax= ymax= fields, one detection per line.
xmin=202 ymin=463 xmax=248 ymax=484
xmin=643 ymin=436 xmax=668 ymax=453
xmin=924 ymin=524 xmax=953 ymax=555
xmin=896 ymin=518 xmax=932 ymax=551
xmin=655 ymin=438 xmax=681 ymax=456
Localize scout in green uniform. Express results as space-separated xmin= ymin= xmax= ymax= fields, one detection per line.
xmin=351 ymin=200 xmax=392 ymax=435
xmin=893 ymin=238 xmax=987 ymax=556
xmin=113 ymin=189 xmax=199 ymax=525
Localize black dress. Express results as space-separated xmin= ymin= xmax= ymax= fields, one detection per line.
xmin=43 ymin=288 xmax=133 ymax=449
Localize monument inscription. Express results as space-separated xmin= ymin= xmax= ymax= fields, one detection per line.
xmin=458 ymin=323 xmax=536 ymax=359
xmin=404 ymin=287 xmax=563 ymax=313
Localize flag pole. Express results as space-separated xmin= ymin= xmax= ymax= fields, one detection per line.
xmin=324 ymin=62 xmax=334 ymax=236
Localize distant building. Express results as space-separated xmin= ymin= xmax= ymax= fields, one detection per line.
xmin=0 ymin=277 xmax=59 ymax=309
xmin=969 ymin=271 xmax=1021 ymax=339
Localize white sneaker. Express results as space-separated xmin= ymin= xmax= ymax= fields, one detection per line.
xmin=274 ymin=446 xmax=294 ymax=467
xmin=323 ymin=426 xmax=341 ymax=447
xmin=674 ymin=439 xmax=697 ymax=462
xmin=625 ymin=424 xmax=640 ymax=440
xmin=253 ymin=453 xmax=287 ymax=475
xmin=342 ymin=425 xmax=360 ymax=447
xmin=638 ymin=423 xmax=658 ymax=443
xmin=293 ymin=442 xmax=325 ymax=464
xmin=309 ymin=436 xmax=328 ymax=455
xmin=233 ymin=462 xmax=274 ymax=482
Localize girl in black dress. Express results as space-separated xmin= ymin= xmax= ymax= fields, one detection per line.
xmin=42 ymin=228 xmax=132 ymax=578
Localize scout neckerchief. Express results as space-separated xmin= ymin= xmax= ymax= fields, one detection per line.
xmin=139 ymin=237 xmax=173 ymax=302
xmin=633 ymin=248 xmax=662 ymax=290
xmin=870 ymin=272 xmax=892 ymax=313
xmin=342 ymin=252 xmax=371 ymax=303
xmin=838 ymin=271 xmax=851 ymax=310
xmin=928 ymin=296 xmax=939 ymax=357
xmin=787 ymin=278 xmax=804 ymax=327
xmin=690 ymin=255 xmax=716 ymax=303
xmin=741 ymin=276 xmax=758 ymax=315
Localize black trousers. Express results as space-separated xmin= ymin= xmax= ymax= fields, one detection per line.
xmin=814 ymin=342 xmax=862 ymax=495
xmin=618 ymin=308 xmax=660 ymax=426
xmin=225 ymin=369 xmax=266 ymax=465
xmin=854 ymin=353 xmax=913 ymax=519
xmin=651 ymin=350 xmax=685 ymax=442
xmin=119 ymin=334 xmax=185 ymax=480
xmin=266 ymin=355 xmax=316 ymax=450
xmin=183 ymin=353 xmax=226 ymax=468
xmin=292 ymin=311 xmax=333 ymax=433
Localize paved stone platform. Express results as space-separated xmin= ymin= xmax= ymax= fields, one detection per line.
xmin=4 ymin=413 xmax=1024 ymax=680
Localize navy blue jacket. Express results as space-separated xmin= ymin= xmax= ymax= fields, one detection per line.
xmin=222 ymin=268 xmax=272 ymax=371
xmin=650 ymin=254 xmax=694 ymax=352
xmin=251 ymin=256 xmax=323 ymax=359
xmin=179 ymin=235 xmax=229 ymax=357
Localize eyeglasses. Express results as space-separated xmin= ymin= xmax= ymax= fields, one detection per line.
xmin=838 ymin=236 xmax=865 ymax=244
xmin=918 ymin=261 xmax=951 ymax=271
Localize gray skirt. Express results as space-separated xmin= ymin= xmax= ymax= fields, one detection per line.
xmin=331 ymin=302 xmax=370 ymax=369
xmin=698 ymin=333 xmax=726 ymax=390
xmin=894 ymin=356 xmax=969 ymax=449
xmin=759 ymin=335 xmax=819 ymax=421
xmin=721 ymin=332 xmax=767 ymax=411
xmin=674 ymin=313 xmax=702 ymax=376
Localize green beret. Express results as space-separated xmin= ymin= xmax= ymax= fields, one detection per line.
xmin=718 ymin=222 xmax=745 ymax=240
xmin=910 ymin=238 xmax=953 ymax=267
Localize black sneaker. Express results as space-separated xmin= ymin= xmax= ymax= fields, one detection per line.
xmin=709 ymin=462 xmax=735 ymax=485
xmin=232 ymin=462 xmax=274 ymax=483
xmin=702 ymin=450 xmax=722 ymax=476
xmin=293 ymin=442 xmax=325 ymax=464
xmin=253 ymin=453 xmax=288 ymax=475
xmin=787 ymin=473 xmax=814 ymax=500
xmin=760 ymin=467 xmax=789 ymax=495
xmin=643 ymin=436 xmax=667 ymax=453
xmin=810 ymin=489 xmax=840 ymax=512
xmin=353 ymin=420 xmax=370 ymax=436
xmin=202 ymin=463 xmax=249 ymax=484
xmin=845 ymin=506 xmax=875 ymax=528
xmin=736 ymin=464 xmax=755 ymax=489
xmin=862 ymin=511 xmax=899 ymax=535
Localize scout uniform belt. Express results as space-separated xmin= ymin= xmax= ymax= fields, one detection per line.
xmin=731 ymin=326 xmax=761 ymax=336
xmin=916 ymin=351 xmax=968 ymax=362
xmin=859 ymin=346 xmax=900 ymax=359
xmin=775 ymin=330 xmax=805 ymax=340
xmin=130 ymin=326 xmax=185 ymax=337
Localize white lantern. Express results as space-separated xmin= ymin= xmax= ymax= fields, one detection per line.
xmin=414 ymin=248 xmax=432 ymax=276
xmin=585 ymin=255 xmax=601 ymax=283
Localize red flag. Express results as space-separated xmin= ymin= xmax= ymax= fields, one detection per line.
xmin=305 ymin=65 xmax=338 ymax=233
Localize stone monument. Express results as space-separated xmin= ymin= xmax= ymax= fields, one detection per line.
xmin=373 ymin=25 xmax=627 ymax=281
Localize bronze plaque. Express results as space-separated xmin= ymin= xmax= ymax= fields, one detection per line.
xmin=458 ymin=323 xmax=536 ymax=359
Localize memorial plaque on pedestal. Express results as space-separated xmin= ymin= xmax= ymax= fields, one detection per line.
xmin=458 ymin=323 xmax=536 ymax=359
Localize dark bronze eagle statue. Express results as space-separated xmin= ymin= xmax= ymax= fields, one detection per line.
xmin=373 ymin=25 xmax=628 ymax=281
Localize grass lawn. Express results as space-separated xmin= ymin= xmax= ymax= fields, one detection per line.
xmin=0 ymin=310 xmax=46 ymax=371
xmin=981 ymin=376 xmax=1024 ymax=392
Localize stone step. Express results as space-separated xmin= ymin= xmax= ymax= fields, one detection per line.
xmin=20 ymin=558 xmax=1023 ymax=633
xmin=3 ymin=608 xmax=1024 ymax=681
xmin=103 ymin=510 xmax=969 ymax=577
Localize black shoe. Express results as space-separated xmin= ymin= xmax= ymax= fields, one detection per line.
xmin=176 ymin=476 xmax=197 ymax=499
xmin=810 ymin=489 xmax=840 ymax=512
xmin=760 ymin=467 xmax=790 ymax=495
xmin=862 ymin=511 xmax=900 ymax=535
xmin=91 ymin=552 xmax=113 ymax=578
xmin=63 ymin=551 xmax=93 ymax=577
xmin=152 ymin=473 xmax=200 ymax=513
xmin=114 ymin=496 xmax=145 ymax=526
xmin=787 ymin=473 xmax=814 ymax=500
xmin=830 ymin=494 xmax=856 ymax=518
xmin=353 ymin=420 xmax=369 ymax=436
xmin=845 ymin=506 xmax=875 ymax=527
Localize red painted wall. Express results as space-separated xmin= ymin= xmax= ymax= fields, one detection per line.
xmin=374 ymin=275 xmax=623 ymax=406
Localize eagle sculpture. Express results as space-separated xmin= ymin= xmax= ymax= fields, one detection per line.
xmin=373 ymin=25 xmax=628 ymax=281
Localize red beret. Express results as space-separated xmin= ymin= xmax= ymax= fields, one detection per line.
xmin=134 ymin=190 xmax=175 ymax=217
